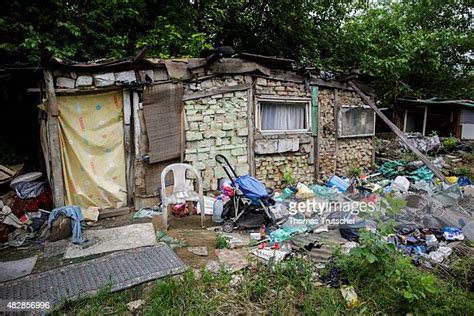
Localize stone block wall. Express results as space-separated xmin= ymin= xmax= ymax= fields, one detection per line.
xmin=318 ymin=89 xmax=374 ymax=178
xmin=253 ymin=79 xmax=373 ymax=187
xmin=318 ymin=88 xmax=337 ymax=180
xmin=254 ymin=77 xmax=314 ymax=188
xmin=183 ymin=76 xmax=251 ymax=191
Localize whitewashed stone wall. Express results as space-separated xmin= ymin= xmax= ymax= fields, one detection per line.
xmin=183 ymin=76 xmax=251 ymax=191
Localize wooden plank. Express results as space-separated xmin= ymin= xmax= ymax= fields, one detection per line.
xmin=349 ymin=81 xmax=447 ymax=183
xmin=43 ymin=69 xmax=65 ymax=207
xmin=98 ymin=207 xmax=132 ymax=219
xmin=123 ymin=90 xmax=131 ymax=125
xmin=311 ymin=86 xmax=319 ymax=136
xmin=123 ymin=89 xmax=133 ymax=206
xmin=182 ymin=84 xmax=251 ymax=101
xmin=132 ymin=92 xmax=141 ymax=159
xmin=143 ymin=83 xmax=184 ymax=163
xmin=311 ymin=86 xmax=319 ymax=179
xmin=247 ymin=78 xmax=256 ymax=176
xmin=333 ymin=89 xmax=339 ymax=174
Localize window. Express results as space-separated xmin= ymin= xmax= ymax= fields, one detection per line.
xmin=257 ymin=100 xmax=311 ymax=133
xmin=337 ymin=105 xmax=375 ymax=137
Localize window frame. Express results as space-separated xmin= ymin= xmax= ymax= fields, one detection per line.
xmin=256 ymin=98 xmax=312 ymax=134
xmin=336 ymin=104 xmax=376 ymax=138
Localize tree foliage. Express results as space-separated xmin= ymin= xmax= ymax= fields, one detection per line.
xmin=0 ymin=0 xmax=472 ymax=104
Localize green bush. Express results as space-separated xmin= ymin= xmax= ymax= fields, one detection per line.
xmin=443 ymin=136 xmax=458 ymax=149
xmin=333 ymin=231 xmax=474 ymax=315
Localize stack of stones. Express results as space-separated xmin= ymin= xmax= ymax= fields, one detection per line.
xmin=183 ymin=78 xmax=250 ymax=191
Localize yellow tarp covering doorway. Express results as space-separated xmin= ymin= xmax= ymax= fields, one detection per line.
xmin=58 ymin=90 xmax=127 ymax=209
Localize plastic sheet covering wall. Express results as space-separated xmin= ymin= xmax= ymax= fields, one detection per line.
xmin=58 ymin=91 xmax=127 ymax=209
xmin=337 ymin=106 xmax=375 ymax=138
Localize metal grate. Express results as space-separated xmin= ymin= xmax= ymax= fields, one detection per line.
xmin=0 ymin=243 xmax=187 ymax=308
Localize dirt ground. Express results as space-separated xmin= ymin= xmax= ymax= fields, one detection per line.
xmin=0 ymin=212 xmax=223 ymax=274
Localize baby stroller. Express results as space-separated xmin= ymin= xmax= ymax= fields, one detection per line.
xmin=215 ymin=154 xmax=277 ymax=233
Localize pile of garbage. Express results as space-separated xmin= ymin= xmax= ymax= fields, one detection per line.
xmin=0 ymin=172 xmax=53 ymax=247
xmin=377 ymin=133 xmax=473 ymax=177
xmin=0 ymin=172 xmax=96 ymax=249
xmin=207 ymin=146 xmax=473 ymax=272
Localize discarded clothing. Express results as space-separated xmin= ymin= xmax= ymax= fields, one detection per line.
xmin=133 ymin=207 xmax=162 ymax=219
xmin=48 ymin=205 xmax=86 ymax=244
xmin=427 ymin=246 xmax=452 ymax=264
xmin=339 ymin=227 xmax=359 ymax=242
xmin=8 ymin=229 xmax=35 ymax=247
xmin=11 ymin=181 xmax=48 ymax=199
xmin=442 ymin=227 xmax=464 ymax=241
xmin=379 ymin=160 xmax=405 ymax=179
xmin=0 ymin=202 xmax=23 ymax=229
xmin=408 ymin=166 xmax=434 ymax=182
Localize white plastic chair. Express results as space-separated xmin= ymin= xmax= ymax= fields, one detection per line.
xmin=160 ymin=163 xmax=205 ymax=230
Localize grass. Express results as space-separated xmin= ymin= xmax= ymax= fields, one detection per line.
xmin=215 ymin=233 xmax=230 ymax=249
xmin=53 ymin=246 xmax=474 ymax=315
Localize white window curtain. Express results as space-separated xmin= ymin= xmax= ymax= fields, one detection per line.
xmin=261 ymin=102 xmax=306 ymax=131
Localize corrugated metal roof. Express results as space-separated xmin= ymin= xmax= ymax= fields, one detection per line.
xmin=397 ymin=97 xmax=474 ymax=108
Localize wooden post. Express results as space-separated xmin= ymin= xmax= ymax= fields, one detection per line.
xmin=247 ymin=77 xmax=256 ymax=176
xmin=333 ymin=89 xmax=339 ymax=174
xmin=349 ymin=81 xmax=447 ymax=183
xmin=403 ymin=110 xmax=408 ymax=132
xmin=311 ymin=86 xmax=320 ymax=180
xmin=123 ymin=89 xmax=133 ymax=206
xmin=422 ymin=106 xmax=428 ymax=136
xmin=43 ymin=69 xmax=65 ymax=207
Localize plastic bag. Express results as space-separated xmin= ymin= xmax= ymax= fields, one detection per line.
xmin=11 ymin=181 xmax=47 ymax=199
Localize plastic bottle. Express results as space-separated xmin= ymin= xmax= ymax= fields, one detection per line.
xmin=212 ymin=196 xmax=224 ymax=223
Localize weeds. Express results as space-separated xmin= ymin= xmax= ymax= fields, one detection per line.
xmin=215 ymin=233 xmax=230 ymax=249
xmin=54 ymin=233 xmax=474 ymax=315
xmin=443 ymin=135 xmax=458 ymax=149
xmin=348 ymin=164 xmax=363 ymax=178
xmin=400 ymin=150 xmax=418 ymax=162
xmin=334 ymin=231 xmax=474 ymax=315
xmin=454 ymin=165 xmax=472 ymax=179
xmin=461 ymin=151 xmax=474 ymax=166
xmin=283 ymin=168 xmax=296 ymax=186
xmin=53 ymin=285 xmax=130 ymax=315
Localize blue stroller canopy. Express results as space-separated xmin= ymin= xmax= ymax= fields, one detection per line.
xmin=235 ymin=175 xmax=268 ymax=202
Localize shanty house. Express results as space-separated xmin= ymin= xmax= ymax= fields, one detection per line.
xmin=5 ymin=54 xmax=376 ymax=213
xmin=393 ymin=98 xmax=474 ymax=140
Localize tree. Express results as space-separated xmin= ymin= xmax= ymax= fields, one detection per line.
xmin=0 ymin=0 xmax=471 ymax=104
xmin=331 ymin=0 xmax=473 ymax=105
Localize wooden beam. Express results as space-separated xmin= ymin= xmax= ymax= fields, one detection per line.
xmin=349 ymin=81 xmax=447 ymax=183
xmin=334 ymin=89 xmax=339 ymax=174
xmin=182 ymin=83 xmax=251 ymax=101
xmin=247 ymin=77 xmax=256 ymax=176
xmin=43 ymin=69 xmax=65 ymax=207
xmin=311 ymin=86 xmax=320 ymax=180
xmin=123 ymin=89 xmax=133 ymax=206
xmin=98 ymin=207 xmax=132 ymax=219
xmin=422 ymin=106 xmax=428 ymax=136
